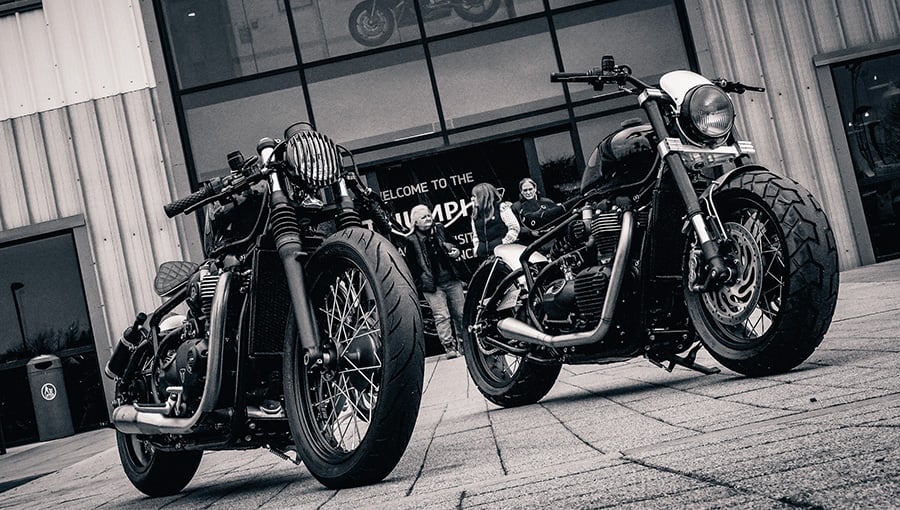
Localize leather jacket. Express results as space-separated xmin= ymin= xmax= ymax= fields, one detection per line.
xmin=404 ymin=223 xmax=462 ymax=293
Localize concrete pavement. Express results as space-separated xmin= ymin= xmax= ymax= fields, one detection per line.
xmin=1 ymin=259 xmax=898 ymax=509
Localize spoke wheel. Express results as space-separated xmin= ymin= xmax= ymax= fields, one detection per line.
xmin=284 ymin=228 xmax=423 ymax=488
xmin=686 ymin=170 xmax=839 ymax=376
xmin=306 ymin=267 xmax=381 ymax=459
xmin=462 ymin=259 xmax=560 ymax=408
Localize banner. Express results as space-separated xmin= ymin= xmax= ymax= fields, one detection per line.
xmin=371 ymin=139 xmax=530 ymax=267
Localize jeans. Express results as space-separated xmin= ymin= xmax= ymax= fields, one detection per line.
xmin=423 ymin=280 xmax=465 ymax=353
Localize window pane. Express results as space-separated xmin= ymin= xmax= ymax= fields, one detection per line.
xmin=161 ymin=0 xmax=296 ymax=89
xmin=0 ymin=233 xmax=93 ymax=363
xmin=291 ymin=0 xmax=421 ymax=61
xmin=183 ymin=73 xmax=309 ymax=182
xmin=554 ymin=0 xmax=689 ymax=103
xmin=831 ymin=51 xmax=900 ymax=261
xmin=422 ymin=0 xmax=543 ymax=38
xmin=431 ymin=19 xmax=563 ymax=129
xmin=534 ymin=131 xmax=578 ymax=202
xmin=306 ymin=46 xmax=439 ymax=149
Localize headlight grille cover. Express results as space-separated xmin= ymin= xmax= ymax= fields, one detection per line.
xmin=284 ymin=124 xmax=342 ymax=188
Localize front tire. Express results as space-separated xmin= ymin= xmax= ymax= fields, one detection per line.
xmin=283 ymin=227 xmax=424 ymax=488
xmin=116 ymin=431 xmax=202 ymax=497
xmin=348 ymin=1 xmax=395 ymax=47
xmin=686 ymin=170 xmax=839 ymax=376
xmin=462 ymin=258 xmax=561 ymax=407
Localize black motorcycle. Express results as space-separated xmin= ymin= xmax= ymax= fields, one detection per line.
xmin=462 ymin=56 xmax=839 ymax=407
xmin=105 ymin=123 xmax=424 ymax=494
xmin=349 ymin=0 xmax=501 ymax=47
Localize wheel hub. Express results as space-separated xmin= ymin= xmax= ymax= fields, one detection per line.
xmin=701 ymin=222 xmax=763 ymax=325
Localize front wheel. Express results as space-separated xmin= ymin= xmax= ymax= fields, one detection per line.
xmin=116 ymin=431 xmax=202 ymax=497
xmin=462 ymin=258 xmax=561 ymax=407
xmin=348 ymin=1 xmax=395 ymax=47
xmin=453 ymin=0 xmax=501 ymax=22
xmin=283 ymin=227 xmax=424 ymax=488
xmin=685 ymin=170 xmax=839 ymax=376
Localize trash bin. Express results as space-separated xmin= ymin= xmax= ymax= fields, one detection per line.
xmin=26 ymin=355 xmax=74 ymax=441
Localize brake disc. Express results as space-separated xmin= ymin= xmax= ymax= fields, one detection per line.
xmin=701 ymin=222 xmax=763 ymax=326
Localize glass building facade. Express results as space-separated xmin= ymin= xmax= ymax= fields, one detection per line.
xmin=155 ymin=0 xmax=694 ymax=255
xmin=158 ymin=0 xmax=692 ymax=175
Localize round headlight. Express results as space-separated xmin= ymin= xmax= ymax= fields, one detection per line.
xmin=284 ymin=122 xmax=342 ymax=188
xmin=679 ymin=85 xmax=734 ymax=145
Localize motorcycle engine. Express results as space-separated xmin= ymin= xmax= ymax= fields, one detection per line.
xmin=540 ymin=206 xmax=624 ymax=329
xmin=541 ymin=265 xmax=610 ymax=327
xmin=158 ymin=268 xmax=219 ymax=411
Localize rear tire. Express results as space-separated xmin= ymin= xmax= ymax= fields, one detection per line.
xmin=686 ymin=170 xmax=839 ymax=376
xmin=283 ymin=228 xmax=424 ymax=488
xmin=116 ymin=431 xmax=202 ymax=497
xmin=462 ymin=258 xmax=561 ymax=407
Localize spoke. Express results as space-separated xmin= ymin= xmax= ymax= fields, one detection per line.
xmin=342 ymin=356 xmax=380 ymax=390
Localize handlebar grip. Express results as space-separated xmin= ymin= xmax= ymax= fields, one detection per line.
xmin=164 ymin=182 xmax=217 ymax=218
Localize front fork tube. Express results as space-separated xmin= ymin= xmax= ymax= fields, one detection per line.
xmin=666 ymin=152 xmax=732 ymax=288
xmin=642 ymin=98 xmax=731 ymax=289
xmin=269 ymin=173 xmax=324 ymax=366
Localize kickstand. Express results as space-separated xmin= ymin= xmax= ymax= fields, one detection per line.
xmin=653 ymin=343 xmax=721 ymax=375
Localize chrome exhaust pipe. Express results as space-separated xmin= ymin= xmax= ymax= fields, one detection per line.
xmin=496 ymin=210 xmax=634 ymax=348
xmin=112 ymin=272 xmax=230 ymax=435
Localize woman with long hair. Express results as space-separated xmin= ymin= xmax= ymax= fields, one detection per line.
xmin=469 ymin=182 xmax=520 ymax=258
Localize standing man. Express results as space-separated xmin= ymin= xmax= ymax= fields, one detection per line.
xmin=404 ymin=204 xmax=466 ymax=358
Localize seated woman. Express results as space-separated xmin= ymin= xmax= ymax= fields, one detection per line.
xmin=470 ymin=182 xmax=520 ymax=259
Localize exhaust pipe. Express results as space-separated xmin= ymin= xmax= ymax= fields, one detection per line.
xmin=496 ymin=210 xmax=634 ymax=348
xmin=111 ymin=272 xmax=230 ymax=435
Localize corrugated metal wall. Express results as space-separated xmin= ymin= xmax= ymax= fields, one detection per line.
xmin=692 ymin=0 xmax=900 ymax=270
xmin=0 ymin=2 xmax=187 ymax=346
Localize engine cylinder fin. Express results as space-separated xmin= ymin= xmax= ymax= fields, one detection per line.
xmin=574 ymin=267 xmax=610 ymax=323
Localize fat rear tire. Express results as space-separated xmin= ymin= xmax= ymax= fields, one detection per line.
xmin=116 ymin=431 xmax=202 ymax=497
xmin=462 ymin=258 xmax=561 ymax=407
xmin=283 ymin=228 xmax=424 ymax=488
xmin=686 ymin=169 xmax=839 ymax=376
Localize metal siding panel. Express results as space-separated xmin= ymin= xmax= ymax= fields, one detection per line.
xmin=775 ymin=0 xmax=858 ymax=267
xmin=101 ymin=0 xmax=151 ymax=92
xmin=807 ymin=0 xmax=845 ymax=52
xmin=94 ymin=96 xmax=159 ymax=312
xmin=868 ymin=0 xmax=900 ymax=40
xmin=0 ymin=120 xmax=31 ymax=228
xmin=122 ymin=90 xmax=183 ymax=267
xmin=12 ymin=115 xmax=58 ymax=223
xmin=17 ymin=9 xmax=66 ymax=112
xmin=66 ymin=100 xmax=137 ymax=333
xmin=42 ymin=0 xmax=92 ymax=107
xmin=747 ymin=2 xmax=821 ymax=193
xmin=0 ymin=14 xmax=34 ymax=119
xmin=0 ymin=1 xmax=155 ymax=120
xmin=835 ymin=0 xmax=876 ymax=47
xmin=40 ymin=109 xmax=86 ymax=218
